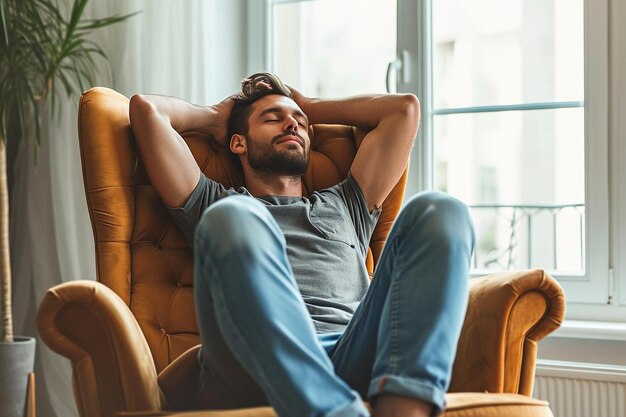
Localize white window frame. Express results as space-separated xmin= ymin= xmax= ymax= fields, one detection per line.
xmin=397 ymin=0 xmax=610 ymax=306
xmin=614 ymin=1 xmax=626 ymax=308
xmin=253 ymin=0 xmax=618 ymax=312
xmin=246 ymin=0 xmax=273 ymax=75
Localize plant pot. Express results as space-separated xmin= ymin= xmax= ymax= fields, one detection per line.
xmin=0 ymin=336 xmax=36 ymax=417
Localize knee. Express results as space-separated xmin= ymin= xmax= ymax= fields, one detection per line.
xmin=194 ymin=196 xmax=275 ymax=255
xmin=196 ymin=195 xmax=262 ymax=232
xmin=402 ymin=191 xmax=475 ymax=248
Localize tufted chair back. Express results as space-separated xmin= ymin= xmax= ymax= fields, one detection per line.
xmin=78 ymin=87 xmax=408 ymax=373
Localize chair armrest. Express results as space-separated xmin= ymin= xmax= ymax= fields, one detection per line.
xmin=37 ymin=280 xmax=162 ymax=417
xmin=449 ymin=269 xmax=565 ymax=396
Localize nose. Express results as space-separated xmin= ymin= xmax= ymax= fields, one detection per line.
xmin=284 ymin=115 xmax=298 ymax=132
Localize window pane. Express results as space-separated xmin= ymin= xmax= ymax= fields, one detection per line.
xmin=273 ymin=0 xmax=396 ymax=97
xmin=434 ymin=108 xmax=585 ymax=272
xmin=432 ymin=0 xmax=584 ymax=109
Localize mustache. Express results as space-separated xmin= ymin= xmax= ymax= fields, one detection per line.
xmin=272 ymin=131 xmax=305 ymax=144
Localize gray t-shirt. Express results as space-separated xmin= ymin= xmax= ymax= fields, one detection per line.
xmin=167 ymin=174 xmax=381 ymax=333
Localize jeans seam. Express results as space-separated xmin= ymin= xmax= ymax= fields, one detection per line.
xmin=388 ymin=233 xmax=403 ymax=374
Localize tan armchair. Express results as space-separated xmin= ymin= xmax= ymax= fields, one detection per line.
xmin=37 ymin=87 xmax=565 ymax=417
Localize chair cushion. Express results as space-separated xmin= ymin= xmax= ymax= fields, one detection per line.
xmin=115 ymin=393 xmax=552 ymax=417
xmin=444 ymin=393 xmax=552 ymax=416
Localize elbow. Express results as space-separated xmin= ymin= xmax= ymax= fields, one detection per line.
xmin=129 ymin=94 xmax=156 ymax=126
xmin=401 ymin=93 xmax=420 ymax=117
xmin=399 ymin=93 xmax=420 ymax=128
xmin=129 ymin=93 xmax=148 ymax=114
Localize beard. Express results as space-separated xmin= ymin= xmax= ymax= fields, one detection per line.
xmin=246 ymin=132 xmax=309 ymax=176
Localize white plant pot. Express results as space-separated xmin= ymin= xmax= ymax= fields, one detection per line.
xmin=0 ymin=336 xmax=36 ymax=417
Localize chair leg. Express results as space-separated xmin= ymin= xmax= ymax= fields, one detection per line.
xmin=27 ymin=372 xmax=36 ymax=417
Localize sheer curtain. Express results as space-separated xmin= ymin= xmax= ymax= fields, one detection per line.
xmin=10 ymin=1 xmax=247 ymax=415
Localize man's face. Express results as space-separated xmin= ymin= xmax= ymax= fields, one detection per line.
xmin=237 ymin=94 xmax=311 ymax=176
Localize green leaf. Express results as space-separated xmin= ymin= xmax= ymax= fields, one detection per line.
xmin=32 ymin=94 xmax=40 ymax=146
xmin=1 ymin=0 xmax=9 ymax=46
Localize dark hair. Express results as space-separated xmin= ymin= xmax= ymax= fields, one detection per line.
xmin=227 ymin=73 xmax=292 ymax=139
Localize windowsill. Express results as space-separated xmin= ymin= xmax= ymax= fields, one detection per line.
xmin=539 ymin=319 xmax=626 ymax=367
xmin=550 ymin=319 xmax=626 ymax=341
xmin=535 ymin=359 xmax=626 ymax=382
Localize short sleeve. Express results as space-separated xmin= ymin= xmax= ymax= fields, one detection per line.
xmin=166 ymin=174 xmax=233 ymax=247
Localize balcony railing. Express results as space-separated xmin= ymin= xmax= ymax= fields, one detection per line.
xmin=469 ymin=203 xmax=585 ymax=272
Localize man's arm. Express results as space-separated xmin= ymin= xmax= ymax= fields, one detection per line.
xmin=293 ymin=91 xmax=420 ymax=212
xmin=128 ymin=94 xmax=233 ymax=208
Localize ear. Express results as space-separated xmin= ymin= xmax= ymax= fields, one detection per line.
xmin=230 ymin=134 xmax=246 ymax=155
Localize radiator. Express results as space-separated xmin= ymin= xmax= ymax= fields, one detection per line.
xmin=534 ymin=360 xmax=626 ymax=417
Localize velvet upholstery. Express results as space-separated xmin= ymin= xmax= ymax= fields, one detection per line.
xmin=37 ymin=87 xmax=565 ymax=417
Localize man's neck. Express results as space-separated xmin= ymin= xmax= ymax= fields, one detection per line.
xmin=244 ymin=170 xmax=303 ymax=197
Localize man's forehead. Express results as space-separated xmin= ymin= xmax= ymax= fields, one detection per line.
xmin=252 ymin=94 xmax=304 ymax=116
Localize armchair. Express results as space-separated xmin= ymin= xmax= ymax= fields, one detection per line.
xmin=37 ymin=87 xmax=564 ymax=417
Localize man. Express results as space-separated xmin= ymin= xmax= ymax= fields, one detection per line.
xmin=129 ymin=73 xmax=475 ymax=417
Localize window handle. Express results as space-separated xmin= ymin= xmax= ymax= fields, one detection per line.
xmin=386 ymin=50 xmax=410 ymax=93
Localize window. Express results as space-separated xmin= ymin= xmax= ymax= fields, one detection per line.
xmin=254 ymin=0 xmax=613 ymax=308
xmin=267 ymin=0 xmax=396 ymax=97
xmin=399 ymin=0 xmax=609 ymax=304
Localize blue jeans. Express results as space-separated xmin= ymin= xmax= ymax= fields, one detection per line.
xmin=194 ymin=191 xmax=475 ymax=417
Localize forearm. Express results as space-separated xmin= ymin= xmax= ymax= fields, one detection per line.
xmin=302 ymin=93 xmax=419 ymax=132
xmin=130 ymin=94 xmax=217 ymax=134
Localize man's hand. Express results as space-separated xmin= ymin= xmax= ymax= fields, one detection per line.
xmin=288 ymin=86 xmax=315 ymax=122
xmin=204 ymin=95 xmax=236 ymax=146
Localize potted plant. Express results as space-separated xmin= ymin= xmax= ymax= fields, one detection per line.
xmin=0 ymin=1 xmax=134 ymax=415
